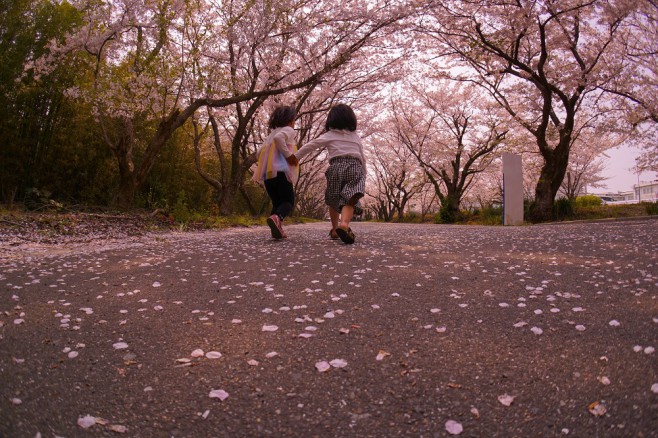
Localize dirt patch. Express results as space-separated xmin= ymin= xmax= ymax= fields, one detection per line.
xmin=0 ymin=211 xmax=173 ymax=260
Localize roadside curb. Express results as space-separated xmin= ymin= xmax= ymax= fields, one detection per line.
xmin=540 ymin=215 xmax=658 ymax=226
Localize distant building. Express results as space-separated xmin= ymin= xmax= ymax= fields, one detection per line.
xmin=591 ymin=180 xmax=658 ymax=203
xmin=634 ymin=180 xmax=658 ymax=202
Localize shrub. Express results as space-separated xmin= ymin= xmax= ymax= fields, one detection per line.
xmin=646 ymin=201 xmax=658 ymax=216
xmin=479 ymin=205 xmax=503 ymax=225
xmin=401 ymin=211 xmax=423 ymax=223
xmin=554 ymin=197 xmax=574 ymax=220
xmin=575 ymin=195 xmax=602 ymax=207
xmin=171 ymin=190 xmax=191 ymax=223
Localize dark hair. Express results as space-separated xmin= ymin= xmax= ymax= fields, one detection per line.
xmin=325 ymin=104 xmax=357 ymax=132
xmin=268 ymin=105 xmax=297 ymax=130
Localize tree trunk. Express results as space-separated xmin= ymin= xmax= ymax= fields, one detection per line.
xmin=529 ymin=141 xmax=571 ymax=222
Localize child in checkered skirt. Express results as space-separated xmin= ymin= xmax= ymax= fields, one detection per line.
xmin=253 ymin=105 xmax=299 ymax=239
xmin=292 ymin=104 xmax=365 ymax=244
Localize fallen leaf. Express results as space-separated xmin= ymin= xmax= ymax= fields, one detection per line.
xmin=376 ymin=350 xmax=390 ymax=361
xmin=109 ymin=424 xmax=128 ymax=433
xmin=588 ymin=401 xmax=606 ymax=416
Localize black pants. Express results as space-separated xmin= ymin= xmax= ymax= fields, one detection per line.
xmin=264 ymin=172 xmax=294 ymax=220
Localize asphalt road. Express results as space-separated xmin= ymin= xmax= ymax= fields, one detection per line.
xmin=1 ymin=220 xmax=657 ymax=437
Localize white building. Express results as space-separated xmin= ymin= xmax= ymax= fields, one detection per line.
xmin=635 ymin=180 xmax=658 ymax=202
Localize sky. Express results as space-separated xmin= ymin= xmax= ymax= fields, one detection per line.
xmin=595 ymin=144 xmax=658 ymax=194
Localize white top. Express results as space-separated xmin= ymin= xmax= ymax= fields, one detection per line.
xmin=256 ymin=126 xmax=295 ymax=158
xmin=295 ymin=129 xmax=366 ymax=166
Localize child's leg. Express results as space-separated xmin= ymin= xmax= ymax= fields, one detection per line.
xmin=265 ymin=173 xmax=294 ymax=220
xmin=276 ymin=177 xmax=295 ymax=221
xmin=338 ymin=194 xmax=360 ymax=229
xmin=329 ymin=206 xmax=340 ymax=230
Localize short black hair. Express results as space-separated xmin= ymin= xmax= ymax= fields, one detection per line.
xmin=325 ymin=104 xmax=357 ymax=131
xmin=268 ymin=105 xmax=297 ymax=130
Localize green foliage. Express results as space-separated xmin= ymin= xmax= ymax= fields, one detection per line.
xmin=553 ymin=197 xmax=574 ymax=220
xmin=574 ymin=195 xmax=602 ymax=207
xmin=0 ymin=0 xmax=87 ymax=204
xmin=645 ymin=202 xmax=658 ymax=216
xmin=401 ymin=211 xmax=423 ymax=223
xmin=436 ymin=205 xmax=457 ymax=224
xmin=478 ymin=205 xmax=503 ymax=225
xmin=171 ymin=190 xmax=191 ymax=223
xmin=23 ymin=188 xmax=63 ymax=211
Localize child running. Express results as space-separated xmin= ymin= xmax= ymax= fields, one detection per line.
xmin=292 ymin=104 xmax=366 ymax=244
xmin=253 ymin=105 xmax=299 ymax=239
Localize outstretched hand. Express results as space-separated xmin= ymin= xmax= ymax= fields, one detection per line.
xmin=286 ymin=155 xmax=299 ymax=166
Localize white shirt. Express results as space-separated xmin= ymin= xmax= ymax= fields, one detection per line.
xmin=295 ymin=129 xmax=366 ymax=166
xmin=256 ymin=126 xmax=296 ymax=158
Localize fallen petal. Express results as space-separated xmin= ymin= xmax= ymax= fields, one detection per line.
xmin=498 ymin=394 xmax=515 ymax=406
xmin=330 ymin=358 xmax=348 ymax=368
xmin=209 ymin=389 xmax=229 ymax=401
xmin=77 ymin=415 xmax=96 ymax=428
xmin=445 ymin=420 xmax=463 ymax=435
xmin=262 ymin=325 xmax=278 ymax=332
xmin=205 ymin=351 xmax=222 ymax=359
xmin=112 ymin=342 xmax=129 ymax=350
xmin=315 ymin=361 xmax=331 ymax=372
xmin=530 ymin=327 xmax=543 ymax=335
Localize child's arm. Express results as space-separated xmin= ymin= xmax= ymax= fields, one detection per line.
xmin=295 ymin=135 xmax=326 ymax=162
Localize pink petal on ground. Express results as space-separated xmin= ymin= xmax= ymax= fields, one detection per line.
xmin=209 ymin=389 xmax=229 ymax=401
xmin=330 ymin=359 xmax=348 ymax=368
xmin=445 ymin=420 xmax=463 ymax=435
xmin=77 ymin=415 xmax=96 ymax=428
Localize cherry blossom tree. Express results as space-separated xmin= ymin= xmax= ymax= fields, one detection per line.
xmin=29 ymin=0 xmax=412 ymax=208
xmin=388 ymin=81 xmax=507 ymax=223
xmin=600 ymin=0 xmax=658 ymax=172
xmin=419 ymin=0 xmax=637 ymax=221
xmin=366 ymin=137 xmax=427 ymax=221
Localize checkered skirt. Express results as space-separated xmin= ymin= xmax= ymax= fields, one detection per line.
xmin=324 ymin=156 xmax=365 ymax=211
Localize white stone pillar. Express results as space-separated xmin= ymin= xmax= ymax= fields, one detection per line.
xmin=502 ymin=153 xmax=523 ymax=225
